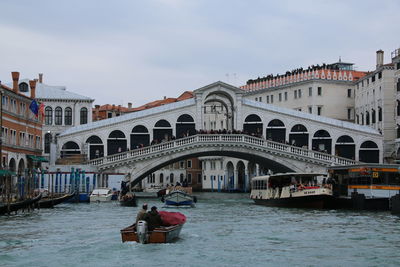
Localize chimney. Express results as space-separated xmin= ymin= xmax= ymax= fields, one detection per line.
xmin=29 ymin=80 xmax=37 ymax=99
xmin=128 ymin=102 xmax=132 ymax=109
xmin=11 ymin=72 xmax=19 ymax=93
xmin=38 ymin=73 xmax=43 ymax=83
xmin=376 ymin=50 xmax=384 ymax=68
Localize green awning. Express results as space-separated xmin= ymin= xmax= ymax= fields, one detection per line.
xmin=36 ymin=156 xmax=49 ymax=162
xmin=0 ymin=169 xmax=16 ymax=176
xmin=27 ymin=155 xmax=49 ymax=162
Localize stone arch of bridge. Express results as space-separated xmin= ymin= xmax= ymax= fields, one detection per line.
xmin=126 ymin=146 xmax=304 ymax=187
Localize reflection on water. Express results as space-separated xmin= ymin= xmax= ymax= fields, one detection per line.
xmin=1 ymin=192 xmax=400 ymax=267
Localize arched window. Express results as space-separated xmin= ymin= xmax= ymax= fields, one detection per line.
xmin=378 ymin=107 xmax=382 ymax=122
xmin=55 ymin=107 xmax=62 ymax=125
xmin=45 ymin=107 xmax=53 ymax=125
xmin=65 ymin=107 xmax=72 ymax=125
xmin=80 ymin=107 xmax=88 ymax=124
xmin=44 ymin=133 xmax=52 ymax=153
xmin=19 ymin=82 xmax=29 ymax=92
xmin=365 ymin=111 xmax=370 ymax=125
xmin=372 ymin=109 xmax=376 ymax=124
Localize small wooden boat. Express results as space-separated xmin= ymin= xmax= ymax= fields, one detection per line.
xmin=120 ymin=223 xmax=184 ymax=243
xmin=162 ymin=186 xmax=197 ymax=207
xmin=119 ymin=192 xmax=137 ymax=207
xmin=35 ymin=192 xmax=76 ymax=208
xmin=0 ymin=193 xmax=42 ymax=215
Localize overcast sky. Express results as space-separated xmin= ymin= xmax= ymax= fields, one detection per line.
xmin=0 ymin=0 xmax=399 ymax=106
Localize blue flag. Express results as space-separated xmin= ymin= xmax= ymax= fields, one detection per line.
xmin=29 ymin=100 xmax=39 ymax=117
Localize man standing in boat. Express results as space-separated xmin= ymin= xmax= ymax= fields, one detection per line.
xmin=135 ymin=203 xmax=148 ymax=225
xmin=146 ymin=206 xmax=163 ymax=231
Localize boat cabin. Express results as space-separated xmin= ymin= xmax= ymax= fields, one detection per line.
xmin=328 ymin=164 xmax=400 ymax=199
xmin=250 ymin=172 xmax=329 ymax=200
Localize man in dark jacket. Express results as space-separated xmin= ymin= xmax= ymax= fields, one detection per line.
xmin=146 ymin=206 xmax=163 ymax=231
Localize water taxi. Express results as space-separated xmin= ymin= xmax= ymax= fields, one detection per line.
xmin=328 ymin=164 xmax=400 ymax=211
xmin=250 ymin=172 xmax=334 ymax=209
xmin=89 ymin=188 xmax=113 ymax=202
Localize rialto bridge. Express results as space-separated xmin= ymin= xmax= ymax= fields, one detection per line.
xmin=57 ymin=81 xmax=383 ymax=186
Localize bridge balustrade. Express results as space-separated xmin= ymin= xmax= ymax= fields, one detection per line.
xmin=87 ymin=134 xmax=358 ymax=168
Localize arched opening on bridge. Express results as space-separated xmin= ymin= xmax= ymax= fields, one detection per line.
xmin=243 ymin=114 xmax=263 ymax=136
xmin=153 ymin=120 xmax=172 ymax=142
xmin=266 ymin=119 xmax=286 ymax=143
xmin=203 ymin=91 xmax=234 ymax=131
xmin=180 ymin=173 xmax=184 ymax=183
xmin=18 ymin=159 xmax=25 ymax=176
xmin=107 ymin=130 xmax=127 ymax=155
xmin=176 ymin=114 xmax=196 ymax=138
xmin=226 ymin=161 xmax=234 ymax=190
xmin=86 ymin=135 xmax=104 ymax=160
xmin=359 ymin=141 xmax=379 ymax=163
xmin=237 ymin=161 xmax=246 ymax=192
xmin=61 ymin=141 xmax=80 ymax=157
xmin=9 ymin=158 xmax=16 ymax=173
xmin=335 ymin=135 xmax=355 ymax=159
xmin=131 ymin=125 xmax=150 ymax=149
xmin=289 ymin=124 xmax=308 ymax=147
xmin=312 ymin=130 xmax=332 ymax=154
xmin=169 ymin=173 xmax=174 ymax=184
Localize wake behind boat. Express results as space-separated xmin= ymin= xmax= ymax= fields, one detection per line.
xmin=250 ymin=172 xmax=334 ymax=209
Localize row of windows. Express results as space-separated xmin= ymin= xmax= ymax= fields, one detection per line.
xmin=357 ymin=72 xmax=383 ymax=89
xmin=2 ymin=95 xmax=34 ymax=119
xmin=147 ymin=173 xmax=193 ymax=184
xmin=256 ymin=87 xmax=324 ymax=104
xmin=1 ymin=127 xmax=41 ymax=149
xmin=45 ymin=107 xmax=87 ymax=125
xmin=356 ymin=107 xmax=382 ymax=125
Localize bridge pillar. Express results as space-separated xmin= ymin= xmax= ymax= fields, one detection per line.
xmin=234 ymin=168 xmax=238 ymax=190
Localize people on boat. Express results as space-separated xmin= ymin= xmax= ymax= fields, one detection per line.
xmin=135 ymin=203 xmax=148 ymax=225
xmin=146 ymin=206 xmax=163 ymax=231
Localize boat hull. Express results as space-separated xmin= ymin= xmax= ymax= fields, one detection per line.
xmin=121 ymin=224 xmax=183 ymax=243
xmin=90 ymin=195 xmax=112 ymax=202
xmin=164 ymin=191 xmax=194 ymax=206
xmin=119 ymin=197 xmax=137 ymax=207
xmin=253 ymin=195 xmax=335 ymax=209
xmin=35 ymin=193 xmax=75 ymax=208
xmin=0 ymin=194 xmax=42 ymax=215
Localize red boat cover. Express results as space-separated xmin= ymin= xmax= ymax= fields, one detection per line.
xmin=159 ymin=211 xmax=186 ymax=226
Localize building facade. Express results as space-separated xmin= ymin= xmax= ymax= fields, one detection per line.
xmin=354 ymin=50 xmax=396 ymax=161
xmin=1 ymin=72 xmax=43 ymax=174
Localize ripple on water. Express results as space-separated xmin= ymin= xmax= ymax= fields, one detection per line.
xmin=1 ymin=193 xmax=400 ymax=267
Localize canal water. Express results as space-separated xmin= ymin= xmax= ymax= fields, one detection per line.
xmin=1 ymin=193 xmax=400 ymax=267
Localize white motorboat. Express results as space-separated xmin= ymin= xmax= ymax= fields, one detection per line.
xmin=90 ymin=188 xmax=113 ymax=202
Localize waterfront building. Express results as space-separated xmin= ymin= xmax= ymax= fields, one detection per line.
xmin=93 ymin=103 xmax=134 ymax=121
xmin=394 ymin=48 xmax=400 ymax=158
xmin=354 ymin=50 xmax=396 ymax=162
xmin=25 ymin=74 xmax=95 ymax=163
xmin=240 ymin=61 xmax=367 ymax=122
xmin=0 ymin=72 xmax=43 ymax=174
